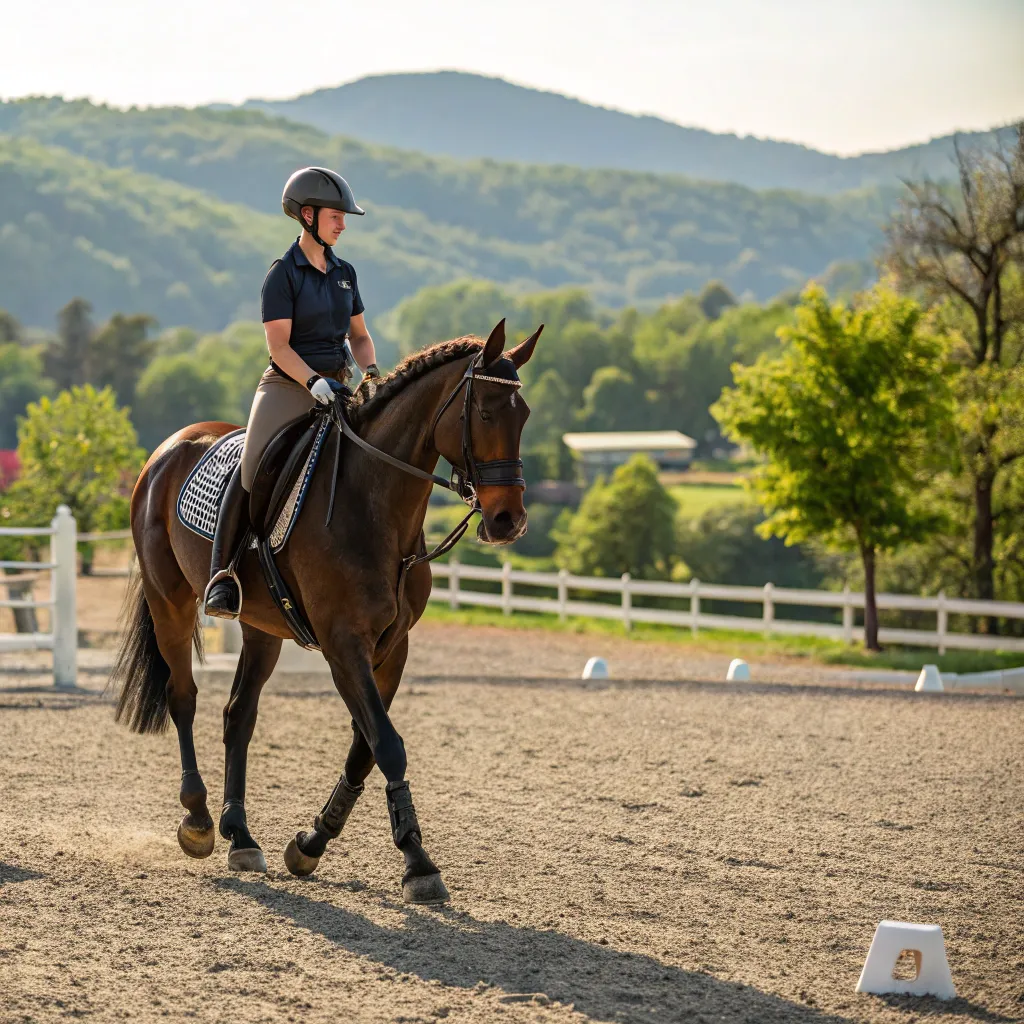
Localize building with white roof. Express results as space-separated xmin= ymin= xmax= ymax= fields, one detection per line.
xmin=561 ymin=430 xmax=697 ymax=484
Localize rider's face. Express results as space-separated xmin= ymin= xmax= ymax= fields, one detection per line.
xmin=301 ymin=207 xmax=346 ymax=244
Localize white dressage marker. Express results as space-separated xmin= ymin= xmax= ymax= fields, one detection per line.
xmin=856 ymin=921 xmax=956 ymax=999
xmin=582 ymin=657 xmax=609 ymax=680
xmin=915 ymin=664 xmax=944 ymax=692
xmin=726 ymin=658 xmax=750 ymax=682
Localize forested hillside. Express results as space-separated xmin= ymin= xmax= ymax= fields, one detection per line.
xmin=240 ymin=71 xmax=1013 ymax=193
xmin=1 ymin=98 xmax=891 ymax=330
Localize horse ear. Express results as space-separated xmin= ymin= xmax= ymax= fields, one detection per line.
xmin=509 ymin=324 xmax=544 ymax=369
xmin=481 ymin=318 xmax=507 ymax=366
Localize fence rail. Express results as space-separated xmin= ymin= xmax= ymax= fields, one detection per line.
xmin=429 ymin=561 xmax=1024 ymax=654
xmin=0 ymin=506 xmax=77 ymax=685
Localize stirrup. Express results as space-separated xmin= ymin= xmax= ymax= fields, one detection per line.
xmin=202 ymin=568 xmax=242 ymax=620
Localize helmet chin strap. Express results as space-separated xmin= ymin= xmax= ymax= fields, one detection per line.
xmin=306 ymin=207 xmax=329 ymax=251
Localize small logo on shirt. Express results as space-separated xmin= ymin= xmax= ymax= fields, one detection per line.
xmin=338 ymin=280 xmax=351 ymax=289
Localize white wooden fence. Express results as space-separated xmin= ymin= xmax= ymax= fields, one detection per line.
xmin=430 ymin=560 xmax=1024 ymax=654
xmin=5 ymin=510 xmax=1024 ymax=688
xmin=0 ymin=505 xmax=77 ymax=686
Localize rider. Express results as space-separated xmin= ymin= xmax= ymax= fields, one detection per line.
xmin=202 ymin=166 xmax=381 ymax=618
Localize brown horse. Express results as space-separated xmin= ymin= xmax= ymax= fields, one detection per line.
xmin=110 ymin=320 xmax=541 ymax=902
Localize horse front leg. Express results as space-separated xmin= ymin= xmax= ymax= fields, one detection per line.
xmin=284 ymin=633 xmax=448 ymax=903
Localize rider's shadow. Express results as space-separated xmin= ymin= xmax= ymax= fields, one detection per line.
xmin=216 ymin=876 xmax=848 ymax=1023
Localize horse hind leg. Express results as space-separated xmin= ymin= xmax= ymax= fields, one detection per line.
xmin=134 ymin=558 xmax=215 ymax=859
xmin=219 ymin=625 xmax=282 ymax=873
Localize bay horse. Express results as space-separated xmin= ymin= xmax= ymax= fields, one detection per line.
xmin=110 ymin=320 xmax=541 ymax=903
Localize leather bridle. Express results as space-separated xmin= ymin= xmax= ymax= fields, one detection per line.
xmin=328 ymin=351 xmax=524 ymax=569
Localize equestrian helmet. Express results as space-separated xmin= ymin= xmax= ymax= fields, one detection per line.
xmin=282 ymin=167 xmax=365 ymax=224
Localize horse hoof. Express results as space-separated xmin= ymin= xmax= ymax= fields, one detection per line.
xmin=403 ymin=873 xmax=450 ymax=905
xmin=227 ymin=846 xmax=267 ymax=873
xmin=177 ymin=814 xmax=215 ymax=859
xmin=284 ymin=836 xmax=320 ymax=877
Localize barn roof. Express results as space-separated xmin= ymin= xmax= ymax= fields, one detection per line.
xmin=561 ymin=430 xmax=697 ymax=453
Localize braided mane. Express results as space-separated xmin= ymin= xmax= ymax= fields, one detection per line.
xmin=347 ymin=336 xmax=483 ymax=427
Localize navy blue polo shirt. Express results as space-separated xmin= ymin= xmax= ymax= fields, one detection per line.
xmin=261 ymin=239 xmax=365 ymax=377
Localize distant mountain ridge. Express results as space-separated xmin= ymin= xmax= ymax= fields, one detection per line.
xmin=0 ymin=98 xmax=892 ymax=332
xmin=238 ymin=71 xmax=1017 ymax=195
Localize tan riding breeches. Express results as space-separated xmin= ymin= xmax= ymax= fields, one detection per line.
xmin=239 ymin=367 xmax=316 ymax=491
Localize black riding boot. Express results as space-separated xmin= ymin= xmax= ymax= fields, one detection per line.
xmin=202 ymin=466 xmax=249 ymax=619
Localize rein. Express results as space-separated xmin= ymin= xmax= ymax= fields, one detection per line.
xmin=326 ymin=352 xmax=523 ymax=571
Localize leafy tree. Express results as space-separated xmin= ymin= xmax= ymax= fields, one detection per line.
xmin=0 ymin=344 xmax=52 ymax=448
xmin=575 ymin=366 xmax=649 ymax=433
xmin=698 ymin=280 xmax=738 ymax=320
xmin=712 ymin=284 xmax=956 ymax=650
xmin=133 ymin=354 xmax=230 ymax=449
xmin=2 ymin=385 xmax=144 ymax=538
xmin=885 ymin=126 xmax=1024 ymax=611
xmin=554 ymin=455 xmax=676 ymax=578
xmin=90 ymin=313 xmax=157 ymax=406
xmin=521 ymin=368 xmax=576 ymax=480
xmin=45 ymin=298 xmax=94 ymax=390
xmin=0 ymin=308 xmax=21 ymax=343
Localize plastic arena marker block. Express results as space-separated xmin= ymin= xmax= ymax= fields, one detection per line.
xmin=856 ymin=921 xmax=956 ymax=999
xmin=582 ymin=657 xmax=608 ymax=680
xmin=726 ymin=658 xmax=750 ymax=681
xmin=914 ymin=664 xmax=944 ymax=692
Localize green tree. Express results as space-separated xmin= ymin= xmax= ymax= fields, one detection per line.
xmin=3 ymin=385 xmax=144 ymax=539
xmin=575 ymin=366 xmax=648 ymax=433
xmin=521 ymin=368 xmax=576 ymax=480
xmin=90 ymin=313 xmax=157 ymax=406
xmin=712 ymin=284 xmax=956 ymax=650
xmin=0 ymin=308 xmax=22 ymax=344
xmin=554 ymin=455 xmax=676 ymax=578
xmin=885 ymin=127 xmax=1024 ymax=611
xmin=698 ymin=280 xmax=738 ymax=321
xmin=0 ymin=344 xmax=52 ymax=448
xmin=45 ymin=297 xmax=94 ymax=390
xmin=133 ymin=354 xmax=230 ymax=449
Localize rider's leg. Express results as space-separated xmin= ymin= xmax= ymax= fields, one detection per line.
xmin=204 ymin=368 xmax=315 ymax=618
xmin=202 ymin=466 xmax=248 ymax=618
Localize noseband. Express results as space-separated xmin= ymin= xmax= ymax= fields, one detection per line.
xmin=329 ymin=351 xmax=524 ymax=569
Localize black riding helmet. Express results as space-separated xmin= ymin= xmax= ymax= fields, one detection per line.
xmin=282 ymin=166 xmax=364 ymax=248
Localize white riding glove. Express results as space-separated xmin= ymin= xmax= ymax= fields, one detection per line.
xmin=309 ymin=377 xmax=336 ymax=405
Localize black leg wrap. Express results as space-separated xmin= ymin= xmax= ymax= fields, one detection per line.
xmin=313 ymin=774 xmax=364 ymax=840
xmin=386 ymin=780 xmax=422 ymax=849
xmin=219 ymin=799 xmax=248 ymax=841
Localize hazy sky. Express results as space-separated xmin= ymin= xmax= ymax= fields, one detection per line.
xmin=4 ymin=0 xmax=1022 ymax=154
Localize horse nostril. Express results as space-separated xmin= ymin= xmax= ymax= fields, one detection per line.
xmin=492 ymin=510 xmax=515 ymax=532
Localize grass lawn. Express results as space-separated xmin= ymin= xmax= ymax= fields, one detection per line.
xmin=419 ymin=602 xmax=1024 ymax=675
xmin=669 ymin=482 xmax=750 ymax=518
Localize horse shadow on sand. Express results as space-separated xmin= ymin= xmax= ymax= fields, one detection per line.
xmin=219 ymin=876 xmax=855 ymax=1024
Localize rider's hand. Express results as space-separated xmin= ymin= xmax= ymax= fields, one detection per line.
xmin=309 ymin=376 xmax=336 ymax=405
xmin=364 ymin=363 xmax=381 ymax=380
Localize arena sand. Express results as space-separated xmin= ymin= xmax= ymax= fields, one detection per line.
xmin=1 ymin=623 xmax=1021 ymax=1023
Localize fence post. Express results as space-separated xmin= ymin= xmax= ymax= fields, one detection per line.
xmin=937 ymin=590 xmax=947 ymax=656
xmin=51 ymin=505 xmax=77 ymax=689
xmin=557 ymin=569 xmax=569 ymax=621
xmin=501 ymin=560 xmax=512 ymax=616
xmin=690 ymin=578 xmax=700 ymax=636
xmin=763 ymin=582 xmax=774 ymax=636
xmin=842 ymin=584 xmax=853 ymax=644
xmin=621 ymin=573 xmax=632 ymax=632
xmin=449 ymin=557 xmax=460 ymax=611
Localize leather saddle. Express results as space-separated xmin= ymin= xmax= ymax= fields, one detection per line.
xmin=248 ymin=411 xmax=322 ymax=540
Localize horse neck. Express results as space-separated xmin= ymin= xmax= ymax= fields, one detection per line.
xmin=343 ymin=356 xmax=469 ymax=550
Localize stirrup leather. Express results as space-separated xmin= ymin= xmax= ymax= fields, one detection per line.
xmin=202 ymin=568 xmax=243 ymax=620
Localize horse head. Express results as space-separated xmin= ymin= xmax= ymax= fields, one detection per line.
xmin=435 ymin=318 xmax=543 ymax=545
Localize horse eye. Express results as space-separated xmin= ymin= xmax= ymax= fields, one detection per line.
xmin=479 ymin=408 xmax=492 ymax=422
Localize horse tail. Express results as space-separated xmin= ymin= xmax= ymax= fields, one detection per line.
xmin=110 ymin=570 xmax=175 ymax=734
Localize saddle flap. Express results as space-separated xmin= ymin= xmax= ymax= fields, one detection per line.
xmin=249 ymin=413 xmax=319 ymax=538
